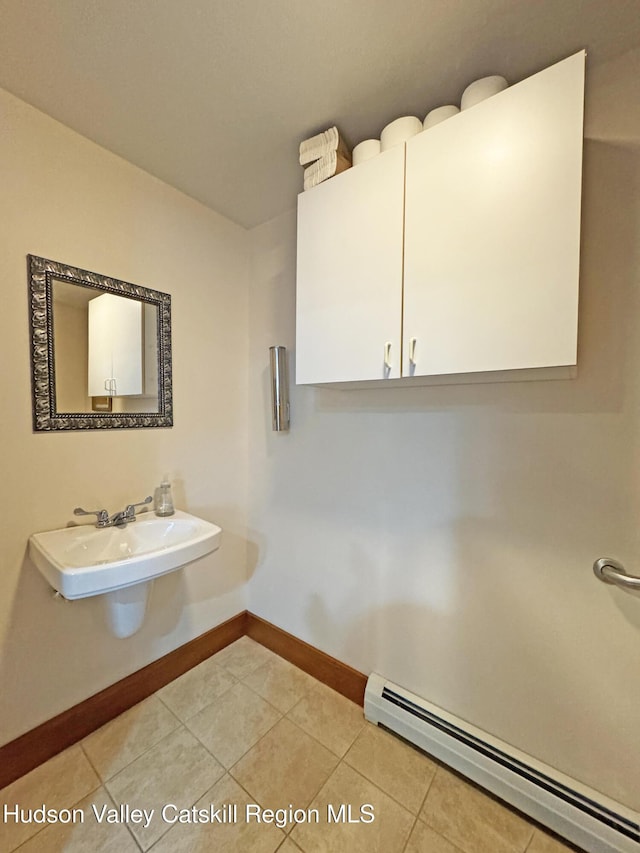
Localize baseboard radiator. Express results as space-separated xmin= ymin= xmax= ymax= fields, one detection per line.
xmin=364 ymin=674 xmax=640 ymax=853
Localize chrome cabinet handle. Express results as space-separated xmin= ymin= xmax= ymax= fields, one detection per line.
xmin=384 ymin=342 xmax=392 ymax=372
xmin=593 ymin=557 xmax=640 ymax=590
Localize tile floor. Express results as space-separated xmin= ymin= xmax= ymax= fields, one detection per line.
xmin=0 ymin=637 xmax=580 ymax=853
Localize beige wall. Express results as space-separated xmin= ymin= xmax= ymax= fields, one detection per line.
xmin=0 ymin=87 xmax=249 ymax=743
xmin=247 ymin=48 xmax=640 ymax=811
xmin=52 ymin=300 xmax=89 ymax=412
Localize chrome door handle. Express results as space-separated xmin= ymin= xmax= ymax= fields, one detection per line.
xmin=384 ymin=342 xmax=392 ymax=372
xmin=409 ymin=337 xmax=417 ymax=367
xmin=593 ymin=557 xmax=640 ymax=590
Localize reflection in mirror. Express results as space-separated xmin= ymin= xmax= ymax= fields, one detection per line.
xmin=29 ymin=255 xmax=172 ymax=431
xmin=52 ymin=281 xmax=159 ymax=414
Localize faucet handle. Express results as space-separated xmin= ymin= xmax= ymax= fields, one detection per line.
xmin=124 ymin=496 xmax=153 ymax=518
xmin=74 ymin=507 xmax=109 ymax=525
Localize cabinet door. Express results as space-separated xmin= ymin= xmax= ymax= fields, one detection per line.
xmin=403 ymin=52 xmax=584 ymax=377
xmin=88 ymin=293 xmax=143 ymax=396
xmin=296 ymin=145 xmax=404 ymax=384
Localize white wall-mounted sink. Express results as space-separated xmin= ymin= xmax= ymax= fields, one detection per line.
xmin=29 ymin=510 xmax=222 ymax=638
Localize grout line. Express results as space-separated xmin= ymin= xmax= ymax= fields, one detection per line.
xmin=523 ymin=824 xmax=537 ymax=851
xmin=417 ymin=767 xmax=463 ymax=850
xmin=226 ymin=715 xmax=340 ymax=837
xmin=341 ymin=726 xmax=436 ymax=818
xmin=77 ymin=740 xmax=102 ymax=784
xmin=8 ymin=765 xmax=124 ymax=853
xmin=101 ymin=785 xmax=144 ymax=852
xmin=152 ymin=687 xmax=202 ymax=723
xmin=399 ymin=763 xmax=439 ymax=853
xmin=400 ymin=814 xmax=419 ymax=853
xmin=187 ymin=710 xmax=281 ymax=773
xmin=224 ymin=772 xmax=289 ymax=846
xmin=339 ymin=760 xmax=418 ymax=819
xmin=99 ymin=721 xmax=187 ymax=786
xmin=416 ymin=763 xmax=437 ymax=820
xmin=233 ymin=669 xmax=303 ymax=717
xmin=222 ymin=640 xmax=301 ymax=681
xmin=284 ymin=692 xmax=366 ymax=760
xmin=153 ymin=676 xmax=238 ymax=725
xmin=281 ymin=713 xmax=346 ymax=762
xmin=276 ymin=835 xmax=303 ymax=851
xmin=125 ymin=752 xmax=228 ymax=852
xmin=242 ymin=652 xmax=318 ymax=681
xmin=10 ymin=823 xmax=49 ymax=853
xmin=419 ymin=765 xmax=538 ymax=853
xmin=225 ymin=712 xmax=286 ymax=775
xmin=195 ymin=674 xmax=363 ymax=792
xmin=186 ymin=688 xmax=284 ymax=771
xmin=85 ymin=708 xmax=182 ymax=786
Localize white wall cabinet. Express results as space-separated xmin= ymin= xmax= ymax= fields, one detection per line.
xmin=296 ymin=52 xmax=585 ymax=386
xmin=296 ymin=144 xmax=405 ymax=384
xmin=88 ymin=293 xmax=143 ymax=397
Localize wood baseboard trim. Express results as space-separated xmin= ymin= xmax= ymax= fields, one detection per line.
xmin=0 ymin=611 xmax=247 ymax=790
xmin=0 ymin=610 xmax=367 ymax=790
xmin=246 ymin=612 xmax=367 ymax=706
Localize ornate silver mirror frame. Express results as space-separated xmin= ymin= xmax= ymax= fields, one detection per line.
xmin=28 ymin=255 xmax=173 ymax=431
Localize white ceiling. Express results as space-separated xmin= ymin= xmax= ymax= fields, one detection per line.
xmin=1 ymin=0 xmax=639 ymax=228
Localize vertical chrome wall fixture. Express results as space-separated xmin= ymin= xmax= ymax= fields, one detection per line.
xmin=269 ymin=346 xmax=290 ymax=431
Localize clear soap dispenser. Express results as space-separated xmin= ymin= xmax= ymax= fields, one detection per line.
xmin=154 ymin=475 xmax=175 ymax=517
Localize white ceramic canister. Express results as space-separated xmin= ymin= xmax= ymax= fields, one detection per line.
xmin=352 ymin=138 xmax=381 ymax=165
xmin=460 ymin=75 xmax=508 ymax=110
xmin=423 ymin=104 xmax=460 ymax=129
xmin=380 ymin=116 xmax=423 ymax=151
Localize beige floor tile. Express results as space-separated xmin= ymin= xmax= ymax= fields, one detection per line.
xmin=277 ymin=840 xmax=304 ymax=851
xmin=405 ymin=819 xmax=463 ymax=852
xmin=0 ymin=744 xmax=99 ymax=852
xmin=212 ymin=637 xmax=278 ymax=679
xmin=82 ymin=695 xmax=180 ymax=781
xmin=291 ymin=761 xmax=414 ymax=853
xmin=343 ymin=723 xmax=436 ymax=814
xmin=157 ymin=656 xmax=236 ymax=720
xmin=149 ymin=773 xmax=285 ymax=852
xmin=187 ymin=681 xmax=281 ymax=768
xmin=527 ymin=828 xmax=577 ymax=853
xmin=105 ymin=726 xmax=224 ymax=850
xmin=12 ymin=787 xmax=138 ymax=853
xmin=231 ymin=718 xmax=338 ymax=812
xmin=420 ymin=768 xmax=534 ymax=853
xmin=287 ymin=682 xmax=365 ymax=757
xmin=243 ymin=655 xmax=317 ymax=714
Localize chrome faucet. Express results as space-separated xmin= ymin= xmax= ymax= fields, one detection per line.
xmin=74 ymin=496 xmax=152 ymax=528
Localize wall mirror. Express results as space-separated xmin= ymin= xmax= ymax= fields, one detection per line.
xmin=28 ymin=255 xmax=173 ymax=430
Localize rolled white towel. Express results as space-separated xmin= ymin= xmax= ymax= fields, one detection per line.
xmin=380 ymin=116 xmax=422 ymax=151
xmin=423 ymin=105 xmax=460 ymax=129
xmin=353 ymin=139 xmax=381 ymax=165
xmin=460 ymin=76 xmax=508 ymax=110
